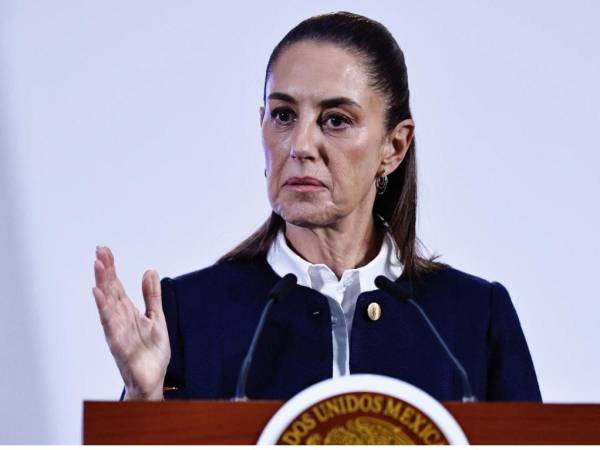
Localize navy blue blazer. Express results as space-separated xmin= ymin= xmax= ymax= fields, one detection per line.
xmin=159 ymin=257 xmax=541 ymax=402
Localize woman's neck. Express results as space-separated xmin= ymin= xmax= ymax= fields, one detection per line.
xmin=284 ymin=215 xmax=382 ymax=279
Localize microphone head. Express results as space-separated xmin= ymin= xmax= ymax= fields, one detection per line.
xmin=269 ymin=273 xmax=298 ymax=302
xmin=375 ymin=275 xmax=411 ymax=302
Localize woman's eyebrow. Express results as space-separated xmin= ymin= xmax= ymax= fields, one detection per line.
xmin=268 ymin=92 xmax=297 ymax=103
xmin=268 ymin=92 xmax=362 ymax=110
xmin=319 ymin=97 xmax=362 ymax=110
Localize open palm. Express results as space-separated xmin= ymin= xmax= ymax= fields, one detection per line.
xmin=93 ymin=246 xmax=170 ymax=400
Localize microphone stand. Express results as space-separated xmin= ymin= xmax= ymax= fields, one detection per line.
xmin=233 ymin=273 xmax=297 ymax=401
xmin=375 ymin=276 xmax=477 ymax=403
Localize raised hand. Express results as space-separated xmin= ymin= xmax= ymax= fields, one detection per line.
xmin=93 ymin=246 xmax=171 ymax=400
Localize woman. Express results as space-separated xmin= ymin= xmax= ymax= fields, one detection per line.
xmin=93 ymin=12 xmax=541 ymax=402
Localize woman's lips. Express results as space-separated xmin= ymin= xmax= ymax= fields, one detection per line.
xmin=284 ymin=177 xmax=326 ymax=192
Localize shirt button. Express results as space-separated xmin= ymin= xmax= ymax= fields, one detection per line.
xmin=367 ymin=302 xmax=382 ymax=321
xmin=343 ymin=278 xmax=352 ymax=287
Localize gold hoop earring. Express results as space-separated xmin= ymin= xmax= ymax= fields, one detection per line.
xmin=376 ymin=173 xmax=388 ymax=195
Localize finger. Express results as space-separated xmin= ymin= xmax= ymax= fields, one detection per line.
xmin=95 ymin=247 xmax=114 ymax=289
xmin=95 ymin=245 xmax=109 ymax=269
xmin=96 ymin=246 xmax=116 ymax=280
xmin=105 ymin=246 xmax=127 ymax=297
xmin=104 ymin=246 xmax=117 ymax=276
xmin=92 ymin=286 xmax=116 ymax=331
xmin=96 ymin=246 xmax=125 ymax=300
xmin=92 ymin=286 xmax=109 ymax=313
xmin=104 ymin=246 xmax=124 ymax=290
xmin=94 ymin=258 xmax=110 ymax=295
xmin=141 ymin=269 xmax=163 ymax=320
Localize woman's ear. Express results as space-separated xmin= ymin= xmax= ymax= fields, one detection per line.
xmin=380 ymin=118 xmax=415 ymax=175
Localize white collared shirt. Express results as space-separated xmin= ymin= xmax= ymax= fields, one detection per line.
xmin=266 ymin=229 xmax=403 ymax=377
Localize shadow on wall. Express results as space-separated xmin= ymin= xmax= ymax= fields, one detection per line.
xmin=0 ymin=37 xmax=49 ymax=447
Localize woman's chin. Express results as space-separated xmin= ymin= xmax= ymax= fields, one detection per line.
xmin=277 ymin=206 xmax=335 ymax=228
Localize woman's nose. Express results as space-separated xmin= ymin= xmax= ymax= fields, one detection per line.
xmin=289 ymin=120 xmax=320 ymax=161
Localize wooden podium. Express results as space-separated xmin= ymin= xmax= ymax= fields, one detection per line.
xmin=83 ymin=400 xmax=600 ymax=445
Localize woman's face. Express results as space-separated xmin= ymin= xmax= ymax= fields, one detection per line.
xmin=261 ymin=41 xmax=412 ymax=228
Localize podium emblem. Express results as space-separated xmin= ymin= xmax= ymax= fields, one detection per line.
xmin=258 ymin=375 xmax=468 ymax=445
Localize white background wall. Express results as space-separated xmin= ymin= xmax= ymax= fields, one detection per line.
xmin=1 ymin=0 xmax=599 ymax=443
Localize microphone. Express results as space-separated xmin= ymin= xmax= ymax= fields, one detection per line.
xmin=234 ymin=273 xmax=297 ymax=401
xmin=374 ymin=275 xmax=477 ymax=403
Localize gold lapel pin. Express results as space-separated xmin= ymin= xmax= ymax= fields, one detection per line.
xmin=367 ymin=302 xmax=382 ymax=321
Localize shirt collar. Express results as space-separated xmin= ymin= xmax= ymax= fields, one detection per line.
xmin=266 ymin=228 xmax=403 ymax=292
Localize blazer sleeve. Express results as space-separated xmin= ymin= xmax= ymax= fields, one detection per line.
xmin=161 ymin=276 xmax=188 ymax=399
xmin=485 ymin=281 xmax=542 ymax=401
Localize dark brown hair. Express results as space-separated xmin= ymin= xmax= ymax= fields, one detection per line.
xmin=219 ymin=11 xmax=447 ymax=279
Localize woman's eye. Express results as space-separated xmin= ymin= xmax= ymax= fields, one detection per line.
xmin=271 ymin=108 xmax=295 ymax=125
xmin=322 ymin=114 xmax=351 ymax=129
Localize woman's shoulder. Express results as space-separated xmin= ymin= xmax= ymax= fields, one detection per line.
xmin=413 ymin=264 xmax=514 ymax=308
xmin=416 ymin=264 xmax=500 ymax=287
xmin=161 ymin=256 xmax=278 ymax=294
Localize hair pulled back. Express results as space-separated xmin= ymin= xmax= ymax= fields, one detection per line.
xmin=220 ymin=11 xmax=446 ymax=278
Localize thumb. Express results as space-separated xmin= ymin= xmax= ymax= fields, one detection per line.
xmin=141 ymin=269 xmax=163 ymax=319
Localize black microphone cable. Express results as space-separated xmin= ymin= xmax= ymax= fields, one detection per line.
xmin=375 ymin=275 xmax=477 ymax=403
xmin=234 ymin=273 xmax=297 ymax=401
